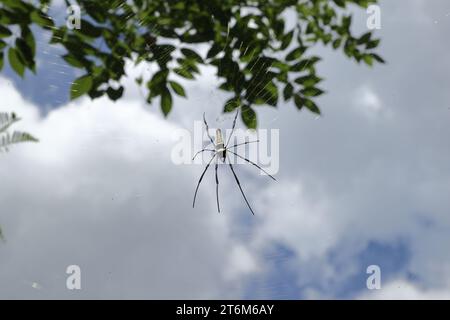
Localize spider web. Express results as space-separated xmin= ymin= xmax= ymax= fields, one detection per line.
xmin=15 ymin=0 xmax=309 ymax=127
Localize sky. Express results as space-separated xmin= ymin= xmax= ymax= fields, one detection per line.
xmin=1 ymin=0 xmax=450 ymax=299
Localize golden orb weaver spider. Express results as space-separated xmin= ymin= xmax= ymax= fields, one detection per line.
xmin=192 ymin=110 xmax=276 ymax=215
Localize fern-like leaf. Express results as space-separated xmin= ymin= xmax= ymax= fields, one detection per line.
xmin=0 ymin=112 xmax=38 ymax=152
xmin=0 ymin=112 xmax=20 ymax=133
xmin=1 ymin=131 xmax=39 ymax=152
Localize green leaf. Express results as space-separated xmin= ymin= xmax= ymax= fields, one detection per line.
xmin=357 ymin=32 xmax=371 ymax=45
xmin=15 ymin=38 xmax=34 ymax=68
xmin=106 ymin=86 xmax=124 ymax=101
xmin=0 ymin=52 xmax=3 ymax=72
xmin=332 ymin=38 xmax=342 ymax=49
xmin=363 ymin=54 xmax=373 ymax=66
xmin=8 ymin=48 xmax=25 ymax=77
xmin=30 ymin=11 xmax=54 ymax=29
xmin=280 ymin=30 xmax=294 ymax=50
xmin=157 ymin=17 xmax=173 ymax=25
xmin=161 ymin=88 xmax=172 ymax=116
xmin=301 ymin=87 xmax=325 ymax=97
xmin=295 ymin=75 xmax=322 ymax=87
xmin=304 ymin=99 xmax=321 ymax=114
xmin=294 ymin=94 xmax=304 ymax=110
xmin=169 ymin=81 xmax=186 ymax=97
xmin=366 ymin=39 xmax=380 ymax=50
xmin=283 ymin=83 xmax=294 ymax=101
xmin=206 ymin=43 xmax=222 ymax=59
xmin=149 ymin=69 xmax=169 ymax=88
xmin=371 ymin=53 xmax=385 ymax=64
xmin=342 ymin=15 xmax=352 ymax=31
xmin=291 ymin=57 xmax=321 ymax=71
xmin=0 ymin=25 xmax=12 ymax=38
xmin=286 ymin=46 xmax=305 ymax=61
xmin=333 ymin=0 xmax=346 ymax=8
xmin=261 ymin=81 xmax=279 ymax=107
xmin=174 ymin=68 xmax=194 ymax=79
xmin=181 ymin=48 xmax=203 ymax=63
xmin=63 ymin=54 xmax=85 ymax=68
xmin=70 ymin=75 xmax=93 ymax=100
xmin=241 ymin=105 xmax=257 ymax=129
xmin=21 ymin=26 xmax=36 ymax=56
xmin=177 ymin=57 xmax=200 ymax=74
xmin=224 ymin=97 xmax=241 ymax=112
xmin=79 ymin=19 xmax=103 ymax=38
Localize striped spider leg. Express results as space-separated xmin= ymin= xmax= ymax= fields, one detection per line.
xmin=192 ymin=110 xmax=276 ymax=215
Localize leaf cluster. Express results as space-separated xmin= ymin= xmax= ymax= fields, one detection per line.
xmin=0 ymin=0 xmax=384 ymax=128
xmin=0 ymin=112 xmax=38 ymax=152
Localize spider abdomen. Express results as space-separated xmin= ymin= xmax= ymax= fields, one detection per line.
xmin=215 ymin=129 xmax=226 ymax=161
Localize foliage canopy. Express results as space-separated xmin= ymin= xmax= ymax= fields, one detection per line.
xmin=0 ymin=0 xmax=384 ymax=128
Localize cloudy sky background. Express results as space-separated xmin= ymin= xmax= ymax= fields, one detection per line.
xmin=1 ymin=0 xmax=450 ymax=299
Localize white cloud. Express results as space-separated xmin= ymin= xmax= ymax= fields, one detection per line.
xmin=253 ymin=181 xmax=336 ymax=261
xmin=359 ymin=279 xmax=450 ymax=300
xmin=237 ymin=0 xmax=450 ymax=298
xmin=0 ymin=77 xmax=254 ymax=299
xmin=352 ymin=85 xmax=390 ymax=119
xmin=2 ymin=0 xmax=450 ymax=300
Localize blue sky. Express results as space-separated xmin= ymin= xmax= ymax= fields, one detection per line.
xmin=1 ymin=0 xmax=450 ymax=299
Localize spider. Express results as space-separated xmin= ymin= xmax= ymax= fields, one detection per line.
xmin=192 ymin=110 xmax=276 ymax=215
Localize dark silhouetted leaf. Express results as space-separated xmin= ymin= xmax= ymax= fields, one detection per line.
xmin=283 ymin=83 xmax=294 ymax=101
xmin=241 ymin=105 xmax=257 ymax=129
xmin=106 ymin=86 xmax=124 ymax=101
xmin=0 ymin=25 xmax=12 ymax=38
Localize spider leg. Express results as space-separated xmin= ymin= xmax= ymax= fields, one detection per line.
xmin=203 ymin=112 xmax=215 ymax=145
xmin=227 ymin=156 xmax=255 ymax=215
xmin=227 ymin=150 xmax=277 ymax=181
xmin=193 ymin=153 xmax=217 ymax=208
xmin=225 ymin=109 xmax=239 ymax=148
xmin=215 ymin=157 xmax=220 ymax=213
xmin=192 ymin=148 xmax=215 ymax=161
xmin=228 ymin=140 xmax=259 ymax=149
